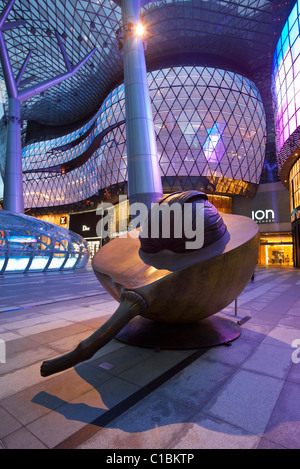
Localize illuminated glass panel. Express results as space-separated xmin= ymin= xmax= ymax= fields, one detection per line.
xmin=6 ymin=257 xmax=31 ymax=272
xmin=272 ymin=0 xmax=300 ymax=153
xmin=29 ymin=257 xmax=50 ymax=271
xmin=23 ymin=66 xmax=266 ymax=207
xmin=203 ymin=123 xmax=226 ymax=163
xmin=48 ymin=257 xmax=65 ymax=270
xmin=64 ymin=257 xmax=79 ymax=269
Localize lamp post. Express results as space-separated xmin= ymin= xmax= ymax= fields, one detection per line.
xmin=118 ymin=0 xmax=163 ymax=209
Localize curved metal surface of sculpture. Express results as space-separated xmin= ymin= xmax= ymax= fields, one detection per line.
xmin=41 ymin=191 xmax=259 ymax=377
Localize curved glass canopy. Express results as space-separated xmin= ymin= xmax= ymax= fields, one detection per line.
xmin=0 ymin=210 xmax=89 ymax=274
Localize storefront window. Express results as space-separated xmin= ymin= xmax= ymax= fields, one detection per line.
xmin=258 ymin=233 xmax=293 ymax=266
xmin=289 ymin=157 xmax=300 ymax=212
xmin=87 ymin=240 xmax=102 ymax=260
xmin=207 ymin=195 xmax=233 ymax=214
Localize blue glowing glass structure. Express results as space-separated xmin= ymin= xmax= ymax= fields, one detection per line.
xmin=0 ymin=210 xmax=89 ymax=274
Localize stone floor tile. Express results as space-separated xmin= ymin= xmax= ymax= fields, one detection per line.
xmin=241 ymin=342 xmax=293 ymax=380
xmin=28 ymin=322 xmax=92 ymax=345
xmin=1 ymin=265 xmax=300 ymax=449
xmin=262 ymin=324 xmax=300 ymax=348
xmin=204 ymin=369 xmax=285 ymax=435
xmin=203 ymin=333 xmax=258 ymax=367
xmin=263 ymin=381 xmax=300 ymax=449
xmin=16 ymin=319 xmax=74 ymax=338
xmin=169 ymin=417 xmax=261 ymax=449
xmin=26 ymin=408 xmax=89 ymax=449
xmin=76 ymin=423 xmax=185 ymax=450
xmin=87 ymin=344 xmax=155 ymax=377
xmin=257 ymin=437 xmax=287 ymax=449
xmin=286 ymin=362 xmax=300 ymax=384
xmin=2 ymin=426 xmax=48 ymax=449
xmin=0 ymin=345 xmax=57 ymax=376
xmin=0 ymin=366 xmax=111 ymax=425
xmin=117 ymin=348 xmax=193 ymax=387
xmin=0 ymin=362 xmax=56 ymax=400
xmin=278 ymin=315 xmax=300 ymax=328
xmin=0 ymin=406 xmax=22 ymax=438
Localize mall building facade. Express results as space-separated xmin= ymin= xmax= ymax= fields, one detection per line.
xmin=0 ymin=0 xmax=300 ymax=267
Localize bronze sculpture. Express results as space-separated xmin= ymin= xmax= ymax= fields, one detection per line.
xmin=41 ymin=191 xmax=259 ymax=377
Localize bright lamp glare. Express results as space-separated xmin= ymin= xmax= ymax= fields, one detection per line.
xmin=135 ymin=23 xmax=145 ymax=37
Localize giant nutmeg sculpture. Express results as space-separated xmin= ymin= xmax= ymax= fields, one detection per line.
xmin=41 ymin=191 xmax=259 ymax=377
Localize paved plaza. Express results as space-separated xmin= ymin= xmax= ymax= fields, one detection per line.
xmin=0 ymin=264 xmax=300 ymax=449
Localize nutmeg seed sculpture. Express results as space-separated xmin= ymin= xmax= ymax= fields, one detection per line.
xmin=41 ymin=191 xmax=259 ymax=377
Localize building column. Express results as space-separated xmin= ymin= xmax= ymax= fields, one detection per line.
xmin=3 ymin=97 xmax=23 ymax=213
xmin=121 ymin=0 xmax=163 ymax=209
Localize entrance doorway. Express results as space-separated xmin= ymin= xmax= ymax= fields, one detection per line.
xmin=86 ymin=239 xmax=102 ymax=260
xmin=258 ymin=233 xmax=293 ymax=266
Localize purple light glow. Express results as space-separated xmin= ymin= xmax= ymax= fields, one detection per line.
xmin=203 ymin=122 xmax=226 ymax=163
xmin=272 ymin=0 xmax=300 ymax=152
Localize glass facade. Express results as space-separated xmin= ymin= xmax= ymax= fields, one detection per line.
xmin=272 ymin=0 xmax=300 ymax=154
xmin=272 ymin=0 xmax=300 ymax=269
xmin=290 ymin=157 xmax=300 ymax=213
xmin=22 ymin=66 xmax=266 ymax=208
xmin=151 ymin=67 xmax=265 ymax=187
xmin=0 ymin=0 xmax=123 ymax=127
xmin=0 ymin=210 xmax=89 ymax=274
xmin=22 ymin=83 xmax=126 ymax=207
xmin=0 ymin=0 xmax=275 ymax=130
xmin=0 ymin=0 xmax=294 ymax=193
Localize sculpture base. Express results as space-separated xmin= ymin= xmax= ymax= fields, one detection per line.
xmin=115 ymin=315 xmax=241 ymax=350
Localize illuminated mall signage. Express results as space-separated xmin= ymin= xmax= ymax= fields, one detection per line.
xmin=234 ymin=182 xmax=290 ymax=226
xmin=7 ymin=235 xmax=37 ymax=243
xmin=69 ymin=211 xmax=98 ymax=238
xmin=251 ymin=209 xmax=275 ymax=224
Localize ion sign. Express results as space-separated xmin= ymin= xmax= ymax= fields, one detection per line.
xmin=251 ymin=209 xmax=275 ymax=223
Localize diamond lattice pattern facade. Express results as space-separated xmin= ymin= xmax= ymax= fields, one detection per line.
xmin=22 ymin=66 xmax=266 ymax=208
